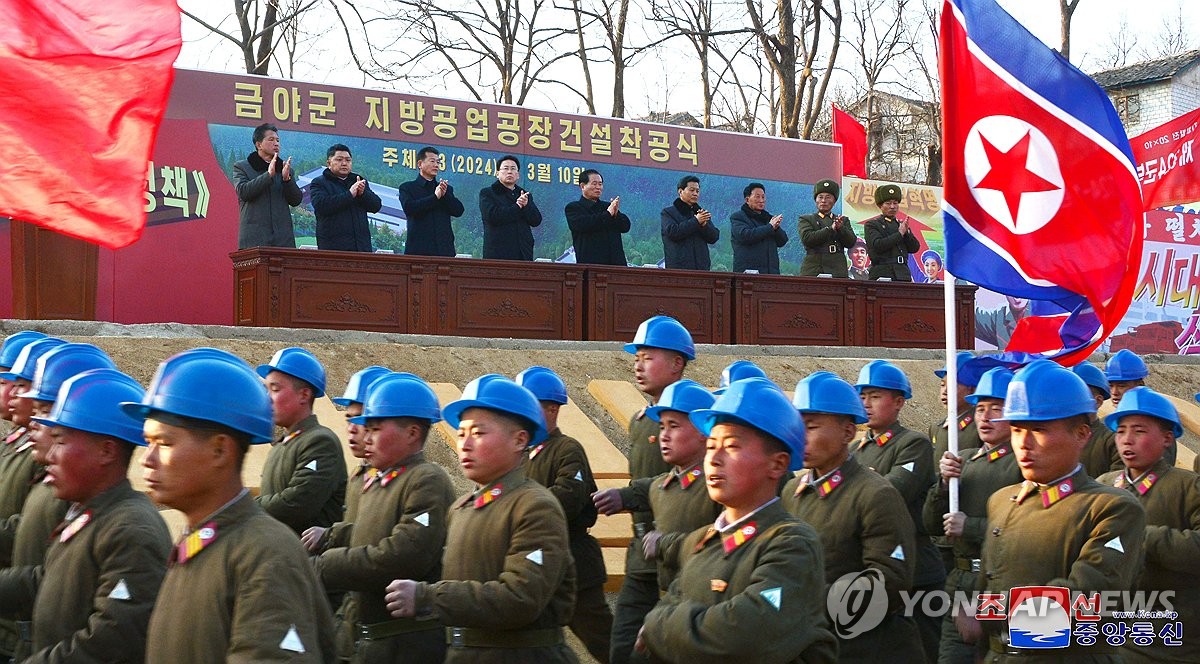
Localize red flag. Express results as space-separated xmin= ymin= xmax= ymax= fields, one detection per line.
xmin=1131 ymin=108 xmax=1200 ymax=210
xmin=0 ymin=1 xmax=182 ymax=249
xmin=832 ymin=105 xmax=868 ymax=178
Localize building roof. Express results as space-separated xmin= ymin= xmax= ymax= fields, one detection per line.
xmin=640 ymin=111 xmax=703 ymax=128
xmin=1092 ymin=50 xmax=1200 ymax=89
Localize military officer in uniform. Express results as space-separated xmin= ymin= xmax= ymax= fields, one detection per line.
xmin=594 ymin=380 xmax=721 ymax=591
xmin=517 ymin=366 xmax=612 ymax=664
xmin=0 ymin=369 xmax=171 ymax=662
xmin=611 ymin=315 xmax=695 ymax=664
xmin=783 ymin=372 xmax=923 ymax=662
xmin=639 ymin=377 xmax=838 ymax=663
xmin=1097 ymin=388 xmax=1200 ymax=663
xmin=1071 ymin=363 xmax=1122 ymax=477
xmin=852 ymin=360 xmax=942 ymax=662
xmin=956 ymin=360 xmax=1145 ymax=662
xmin=132 ymin=348 xmax=336 ymax=662
xmin=312 ymin=373 xmax=455 ymax=663
xmin=385 ymin=374 xmax=576 ymax=663
xmin=922 ymin=368 xmax=1022 ymax=664
xmin=798 ymin=179 xmax=857 ymax=278
xmin=256 ymin=347 xmax=348 ymax=535
xmin=864 ymin=184 xmax=919 ymax=281
xmin=305 ymin=364 xmax=392 ymax=662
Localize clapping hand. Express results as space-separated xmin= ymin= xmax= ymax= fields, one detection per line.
xmin=769 ymin=214 xmax=783 ymax=229
xmin=281 ymin=156 xmax=293 ymax=181
xmin=351 ymin=176 xmax=366 ymax=197
xmin=607 ymin=196 xmax=621 ymax=216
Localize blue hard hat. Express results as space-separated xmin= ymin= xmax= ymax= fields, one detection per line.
xmin=0 ymin=331 xmax=48 ymax=369
xmin=623 ymin=315 xmax=696 ymax=360
xmin=714 ymin=360 xmax=768 ymax=395
xmin=515 ymin=366 xmax=569 ymax=405
xmin=349 ymin=372 xmax=441 ymax=424
xmin=1001 ymin=359 xmax=1095 ymax=422
xmin=121 ymin=348 xmax=274 ymax=444
xmin=18 ymin=343 xmax=116 ymax=402
xmin=690 ymin=377 xmax=805 ymax=471
xmin=443 ymin=374 xmax=548 ymax=446
xmin=332 ymin=365 xmax=391 ymax=406
xmin=1104 ymin=386 xmax=1183 ymax=438
xmin=33 ymin=369 xmax=147 ymax=446
xmin=646 ymin=379 xmax=716 ymax=421
xmin=256 ymin=347 xmax=327 ymax=398
xmin=1105 ymin=349 xmax=1149 ymax=382
xmin=965 ymin=367 xmax=1014 ymax=405
xmin=935 ymin=351 xmax=979 ymax=386
xmin=0 ymin=338 xmax=67 ymax=383
xmin=793 ymin=371 xmax=867 ymax=424
xmin=854 ymin=360 xmax=913 ymax=399
xmin=1070 ymin=363 xmax=1111 ymax=400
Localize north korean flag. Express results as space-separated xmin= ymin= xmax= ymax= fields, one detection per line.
xmin=940 ymin=0 xmax=1144 ymax=365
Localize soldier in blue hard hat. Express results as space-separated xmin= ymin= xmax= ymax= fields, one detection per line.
xmin=385 ymin=374 xmax=577 ymax=662
xmin=1096 ymin=387 xmax=1199 ymax=661
xmin=958 ymin=360 xmax=1145 ymax=658
xmin=1070 ymin=363 xmax=1123 ymax=478
xmin=130 ymin=348 xmax=336 ymax=662
xmin=310 ymin=372 xmax=454 ymax=663
xmin=783 ymin=371 xmax=923 ymax=662
xmin=516 ymin=366 xmax=612 ymax=664
xmin=922 ymin=367 xmax=1022 ymax=664
xmin=852 ymin=359 xmax=942 ymax=661
xmin=639 ymin=377 xmax=837 ymax=662
xmin=929 ymin=351 xmax=983 ymax=465
xmin=713 ymin=359 xmax=767 ymax=395
xmin=1104 ymin=349 xmax=1149 ymax=408
xmin=0 ymin=368 xmax=171 ymax=662
xmin=0 ymin=331 xmax=47 ymax=439
xmin=614 ymin=314 xmax=695 ymax=664
xmin=594 ymin=379 xmax=720 ymax=593
xmin=255 ymin=347 xmax=347 ymax=536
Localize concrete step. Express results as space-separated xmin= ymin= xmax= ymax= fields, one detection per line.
xmin=587 ymin=380 xmax=647 ymax=433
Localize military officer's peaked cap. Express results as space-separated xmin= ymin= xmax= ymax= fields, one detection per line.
xmin=813 ymin=179 xmax=840 ymax=200
xmin=874 ymin=183 xmax=902 ymax=206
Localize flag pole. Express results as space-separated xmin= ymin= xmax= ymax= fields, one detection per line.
xmin=944 ymin=272 xmax=960 ymax=515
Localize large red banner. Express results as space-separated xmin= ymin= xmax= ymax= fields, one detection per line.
xmin=1131 ymin=108 xmax=1200 ymax=210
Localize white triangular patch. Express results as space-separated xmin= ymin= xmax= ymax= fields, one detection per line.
xmin=900 ymin=462 xmax=915 ymax=473
xmin=890 ymin=545 xmax=905 ymax=561
xmin=414 ymin=512 xmax=429 ymax=527
xmin=303 ymin=459 xmax=318 ymax=471
xmin=279 ymin=625 xmax=305 ymax=653
xmin=526 ymin=549 xmax=544 ymax=565
xmin=574 ymin=470 xmax=583 ymax=481
xmin=1105 ymin=537 xmax=1124 ymax=554
xmin=760 ymin=587 xmax=782 ymax=610
xmin=108 ymin=579 xmax=131 ymax=601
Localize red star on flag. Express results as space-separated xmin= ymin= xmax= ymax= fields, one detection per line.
xmin=974 ymin=131 xmax=1061 ymax=221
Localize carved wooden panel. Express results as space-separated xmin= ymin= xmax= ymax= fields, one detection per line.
xmin=734 ymin=276 xmax=860 ymax=345
xmin=586 ymin=268 xmax=733 ymax=344
xmin=869 ymin=282 xmax=976 ymax=349
xmin=289 ymin=277 xmax=405 ymax=332
xmin=427 ymin=259 xmax=584 ymax=340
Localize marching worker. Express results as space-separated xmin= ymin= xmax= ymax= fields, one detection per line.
xmin=0 ymin=368 xmax=170 ymax=662
xmin=131 ymin=348 xmax=336 ymax=661
xmin=922 ymin=367 xmax=1022 ymax=664
xmin=1104 ymin=349 xmax=1178 ymax=468
xmin=0 ymin=331 xmax=46 ymax=438
xmin=730 ymin=182 xmax=788 ymax=274
xmin=853 ymin=360 xmax=942 ymax=662
xmin=1097 ymin=387 xmax=1200 ymax=663
xmin=956 ymin=360 xmax=1145 ymax=660
xmin=1071 ymin=363 xmax=1122 ymax=477
xmin=638 ymin=377 xmax=837 ymax=663
xmin=714 ymin=359 xmax=768 ymax=395
xmin=479 ymin=155 xmax=543 ymax=261
xmin=783 ymin=371 xmax=922 ymax=662
xmin=928 ymin=352 xmax=982 ymax=464
xmin=256 ymin=347 xmax=348 ymax=535
xmin=305 ymin=364 xmax=392 ymax=663
xmin=593 ymin=379 xmax=721 ymax=591
xmin=611 ymin=315 xmax=694 ymax=664
xmin=798 ymin=179 xmax=857 ymax=278
xmin=864 ymin=183 xmax=919 ymax=281
xmin=517 ymin=366 xmax=612 ymax=663
xmin=312 ymin=372 xmax=455 ymax=663
xmin=565 ymin=168 xmax=631 ymax=266
xmin=385 ymin=375 xmax=576 ymax=663
xmin=660 ymin=175 xmax=719 ymax=271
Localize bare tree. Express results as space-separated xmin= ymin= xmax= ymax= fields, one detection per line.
xmin=560 ymin=0 xmax=664 ymax=117
xmin=1059 ymin=0 xmax=1083 ymax=62
xmin=743 ymin=0 xmax=842 ymax=138
xmin=845 ymin=0 xmax=912 ymax=171
xmin=181 ymin=0 xmax=322 ymax=75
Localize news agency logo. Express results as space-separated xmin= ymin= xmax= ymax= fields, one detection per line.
xmin=826 ymin=569 xmax=889 ymax=638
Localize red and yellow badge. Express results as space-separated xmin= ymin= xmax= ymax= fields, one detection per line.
xmin=361 ymin=467 xmax=380 ymax=492
xmin=666 ymin=465 xmax=703 ymax=490
xmin=379 ymin=467 xmax=406 ymax=488
xmin=1040 ymin=478 xmax=1074 ymax=509
xmin=987 ymin=446 xmax=1008 ymax=462
xmin=474 ymin=484 xmax=503 ymax=509
xmin=816 ymin=470 xmax=843 ymax=498
xmin=58 ymin=510 xmax=93 ymax=543
xmin=722 ymin=522 xmax=758 ymax=554
xmin=528 ymin=443 xmax=547 ymax=460
xmin=4 ymin=427 xmax=25 ymax=444
xmin=856 ymin=429 xmax=893 ymax=451
xmin=1135 ymin=472 xmax=1158 ymax=496
xmin=174 ymin=521 xmax=218 ymax=564
xmin=280 ymin=429 xmax=302 ymax=445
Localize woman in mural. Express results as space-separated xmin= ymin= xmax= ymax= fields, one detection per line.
xmin=921 ymin=249 xmax=944 ymax=284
